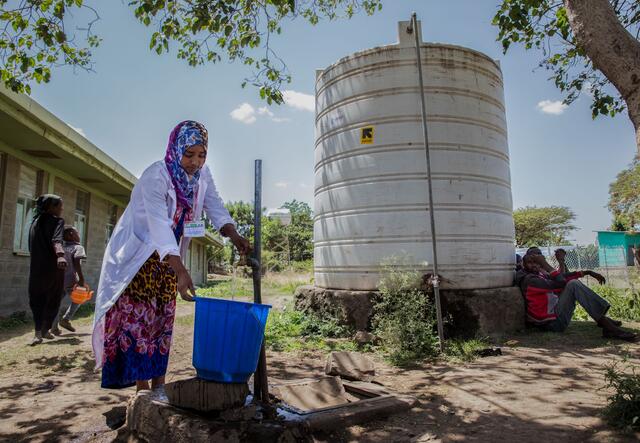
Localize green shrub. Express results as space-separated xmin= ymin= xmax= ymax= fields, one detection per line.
xmin=574 ymin=285 xmax=640 ymax=322
xmin=602 ymin=360 xmax=640 ymax=432
xmin=372 ymin=265 xmax=439 ymax=366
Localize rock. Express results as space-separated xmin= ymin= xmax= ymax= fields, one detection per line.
xmin=294 ymin=286 xmax=375 ymax=331
xmin=164 ymin=377 xmax=249 ymax=412
xmin=219 ymin=404 xmax=258 ymax=422
xmin=324 ymin=351 xmax=375 ymax=382
xmin=353 ymin=331 xmax=376 ymax=345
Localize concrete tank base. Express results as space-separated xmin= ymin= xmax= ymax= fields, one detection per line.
xmin=440 ymin=287 xmax=525 ymax=338
xmin=294 ymin=285 xmax=376 ymax=331
xmin=294 ymin=285 xmax=524 ymax=338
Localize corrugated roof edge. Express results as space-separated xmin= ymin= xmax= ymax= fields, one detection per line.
xmin=0 ymin=86 xmax=137 ymax=188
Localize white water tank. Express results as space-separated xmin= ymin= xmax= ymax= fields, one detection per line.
xmin=314 ymin=21 xmax=515 ymax=290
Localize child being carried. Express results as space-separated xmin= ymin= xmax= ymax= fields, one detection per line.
xmin=52 ymin=226 xmax=87 ymax=334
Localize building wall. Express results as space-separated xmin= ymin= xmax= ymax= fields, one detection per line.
xmin=186 ymin=240 xmax=207 ymax=286
xmin=0 ymin=155 xmax=32 ymax=315
xmin=0 ymin=157 xmax=126 ymax=316
xmin=597 ymin=231 xmax=640 ymax=267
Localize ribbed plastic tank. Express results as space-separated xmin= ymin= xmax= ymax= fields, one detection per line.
xmin=314 ymin=21 xmax=515 ymax=290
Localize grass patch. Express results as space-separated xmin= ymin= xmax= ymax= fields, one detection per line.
xmin=575 ymin=285 xmax=640 ymax=322
xmin=197 ymin=279 xmax=253 ymax=299
xmin=264 ymin=305 xmax=356 ymax=352
xmin=196 ymin=272 xmax=312 ymax=300
xmin=444 ymin=338 xmax=492 ymax=362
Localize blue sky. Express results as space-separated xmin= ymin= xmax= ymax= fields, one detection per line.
xmin=30 ymin=1 xmax=635 ymax=245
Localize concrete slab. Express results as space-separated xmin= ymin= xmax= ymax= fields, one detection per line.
xmin=325 ymin=351 xmax=375 ymax=381
xmin=271 ymin=376 xmax=349 ymax=412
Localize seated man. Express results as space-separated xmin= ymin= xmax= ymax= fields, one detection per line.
xmin=515 ymin=253 xmax=635 ymax=341
xmin=527 ymin=246 xmax=606 ymax=284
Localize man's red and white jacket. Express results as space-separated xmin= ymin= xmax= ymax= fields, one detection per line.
xmin=514 ymin=270 xmax=583 ymax=325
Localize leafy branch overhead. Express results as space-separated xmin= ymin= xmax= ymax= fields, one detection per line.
xmin=494 ymin=0 xmax=640 ymax=120
xmin=0 ymin=0 xmax=382 ymax=102
xmin=0 ymin=0 xmax=100 ymax=94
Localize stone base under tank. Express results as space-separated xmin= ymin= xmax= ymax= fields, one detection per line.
xmin=294 ymin=285 xmax=525 ymax=338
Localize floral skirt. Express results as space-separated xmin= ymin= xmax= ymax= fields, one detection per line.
xmin=101 ymin=252 xmax=177 ymax=389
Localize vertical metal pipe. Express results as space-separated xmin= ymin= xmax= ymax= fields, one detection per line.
xmin=253 ymin=159 xmax=262 ymax=305
xmin=410 ymin=12 xmax=445 ymax=352
xmin=252 ymin=159 xmax=269 ymax=403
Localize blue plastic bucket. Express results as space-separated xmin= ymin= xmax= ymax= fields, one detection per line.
xmin=192 ymin=297 xmax=271 ymax=383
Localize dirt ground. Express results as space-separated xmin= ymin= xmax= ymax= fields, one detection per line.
xmin=1 ymin=298 xmax=639 ymax=443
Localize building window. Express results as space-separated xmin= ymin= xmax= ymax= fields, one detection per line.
xmin=105 ymin=204 xmax=118 ymax=246
xmin=74 ymin=190 xmax=90 ymax=246
xmin=13 ymin=164 xmax=38 ymax=253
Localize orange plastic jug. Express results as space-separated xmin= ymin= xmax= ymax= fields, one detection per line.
xmin=70 ymin=284 xmax=94 ymax=304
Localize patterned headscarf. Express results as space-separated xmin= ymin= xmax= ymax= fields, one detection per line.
xmin=165 ymin=120 xmax=208 ymax=237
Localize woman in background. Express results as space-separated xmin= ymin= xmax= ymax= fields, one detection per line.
xmin=28 ymin=194 xmax=67 ymax=345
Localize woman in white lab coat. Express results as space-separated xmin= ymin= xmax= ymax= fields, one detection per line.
xmin=92 ymin=120 xmax=249 ymax=391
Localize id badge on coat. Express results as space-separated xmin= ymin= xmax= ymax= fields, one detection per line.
xmin=184 ymin=220 xmax=206 ymax=237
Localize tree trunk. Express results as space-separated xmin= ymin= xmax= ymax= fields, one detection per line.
xmin=564 ymin=0 xmax=640 ymax=153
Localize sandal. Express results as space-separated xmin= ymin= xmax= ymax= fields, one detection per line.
xmin=598 ymin=319 xmax=623 ymax=328
xmin=603 ymin=329 xmax=637 ymax=342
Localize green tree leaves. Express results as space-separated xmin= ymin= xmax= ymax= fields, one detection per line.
xmin=220 ymin=199 xmax=313 ymax=267
xmin=513 ymin=205 xmax=576 ymax=246
xmin=493 ymin=0 xmax=637 ymax=119
xmin=0 ymin=0 xmax=99 ymax=94
xmin=609 ymin=157 xmax=640 ymax=231
xmin=0 ymin=1 xmax=381 ymax=101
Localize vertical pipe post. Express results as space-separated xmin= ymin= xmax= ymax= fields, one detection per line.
xmin=253 ymin=159 xmax=262 ymax=305
xmin=252 ymin=159 xmax=269 ymax=403
xmin=409 ymin=12 xmax=445 ymax=352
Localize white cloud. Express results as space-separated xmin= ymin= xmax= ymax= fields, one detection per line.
xmin=299 ymin=182 xmax=309 ymax=189
xmin=230 ymin=103 xmax=257 ymax=124
xmin=231 ymin=103 xmax=290 ymax=124
xmin=283 ymin=90 xmax=315 ymax=112
xmin=275 ymin=181 xmax=289 ymax=188
xmin=537 ymin=100 xmax=568 ymax=115
xmin=259 ymin=106 xmax=290 ymax=123
xmin=258 ymin=106 xmax=273 ymax=117
xmin=68 ymin=124 xmax=86 ymax=137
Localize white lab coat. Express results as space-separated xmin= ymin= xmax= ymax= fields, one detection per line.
xmin=92 ymin=160 xmax=234 ymax=368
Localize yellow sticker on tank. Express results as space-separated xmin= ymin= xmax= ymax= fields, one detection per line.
xmin=360 ymin=126 xmax=374 ymax=144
